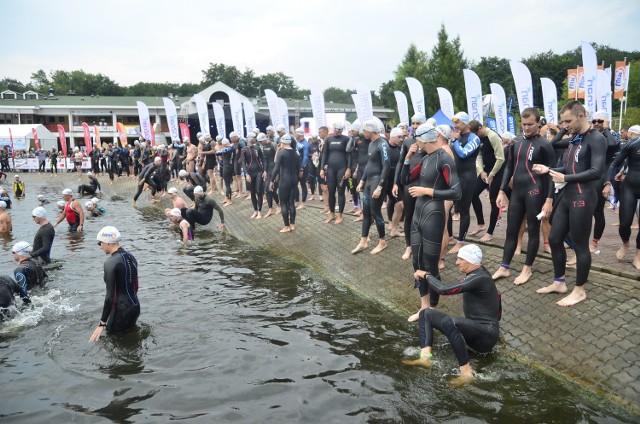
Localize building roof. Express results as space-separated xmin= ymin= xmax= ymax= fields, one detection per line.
xmin=0 ymin=95 xmax=168 ymax=108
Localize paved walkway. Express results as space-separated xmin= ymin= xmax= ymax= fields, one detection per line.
xmin=29 ymin=173 xmax=640 ymax=413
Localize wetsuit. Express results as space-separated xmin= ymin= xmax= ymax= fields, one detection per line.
xmin=133 ymin=146 xmax=142 ymax=175
xmin=242 ymin=144 xmax=265 ymax=212
xmin=419 ymin=267 xmax=500 ymax=366
xmin=471 ymin=129 xmax=505 ymax=235
xmin=307 ymin=141 xmax=321 ymax=197
xmin=180 ymin=195 xmax=225 ymax=231
xmin=385 ymin=141 xmax=401 ymax=221
xmin=216 ymin=146 xmax=235 ymax=200
xmin=78 ymin=177 xmax=101 ymax=195
xmin=360 ymin=137 xmax=391 ymax=240
xmin=183 ymin=172 xmax=207 ymax=202
xmin=31 ymin=223 xmax=55 ymax=264
xmin=499 ymin=135 xmax=555 ymax=269
xmin=395 ymin=137 xmax=424 ymax=248
xmin=272 ymin=148 xmax=301 ymax=227
xmin=452 ymin=132 xmax=482 ymax=242
xmin=608 ymin=136 xmax=640 ymax=249
xmin=101 ymin=248 xmax=140 ymax=334
xmin=133 ymin=162 xmax=158 ymax=202
xmin=320 ymin=134 xmax=352 ymax=214
xmin=347 ymin=135 xmax=370 ymax=209
xmin=261 ymin=141 xmax=279 ymax=209
xmin=548 ymin=129 xmax=606 ymax=287
xmin=296 ymin=138 xmax=310 ymax=202
xmin=0 ymin=276 xmax=30 ymax=318
xmin=14 ymin=258 xmax=46 ymax=291
xmin=13 ymin=180 xmax=25 ymax=197
xmin=592 ymin=128 xmax=620 ymax=243
xmin=402 ymin=148 xmax=461 ymax=306
xmin=64 ymin=201 xmax=81 ymax=232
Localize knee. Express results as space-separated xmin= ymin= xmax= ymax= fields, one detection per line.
xmin=440 ymin=315 xmax=456 ymax=333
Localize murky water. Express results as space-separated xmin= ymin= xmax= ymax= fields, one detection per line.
xmin=0 ymin=177 xmax=635 ymax=423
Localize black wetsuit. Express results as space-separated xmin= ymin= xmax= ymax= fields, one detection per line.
xmin=183 ymin=173 xmax=207 ymax=202
xmin=420 ymin=267 xmax=500 ymax=366
xmin=202 ymin=141 xmax=217 ymax=172
xmin=549 ymin=129 xmax=606 ymax=287
xmin=499 ymin=135 xmax=555 ymax=268
xmin=0 ymin=194 xmax=12 ymax=209
xmin=296 ymin=138 xmax=310 ymax=202
xmin=360 ymin=136 xmax=391 ymax=239
xmin=78 ymin=177 xmax=101 ymax=195
xmin=592 ymin=128 xmax=620 ymax=242
xmin=0 ymin=276 xmax=30 ymax=317
xmin=31 ymin=223 xmax=55 ymax=264
xmin=452 ymin=132 xmax=481 ymax=242
xmin=242 ymin=144 xmax=265 ymax=212
xmin=395 ymin=137 xmax=424 ymax=248
xmin=133 ymin=162 xmax=158 ymax=202
xmin=307 ymin=141 xmax=321 ymax=196
xmin=14 ymin=258 xmax=46 ymax=291
xmin=385 ymin=142 xmax=401 ymax=221
xmin=101 ymin=248 xmax=140 ymax=334
xmin=347 ymin=135 xmax=370 ymax=208
xmin=471 ymin=129 xmax=505 ymax=235
xmin=261 ymin=141 xmax=279 ymax=208
xmin=216 ymin=146 xmax=235 ymax=200
xmin=180 ymin=195 xmax=225 ymax=231
xmin=272 ymin=148 xmax=301 ymax=227
xmin=320 ymin=135 xmax=352 ymax=214
xmin=608 ymin=136 xmax=640 ymax=248
xmin=402 ymin=148 xmax=461 ymax=306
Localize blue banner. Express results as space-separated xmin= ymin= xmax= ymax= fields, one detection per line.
xmin=486 ymin=117 xmax=497 ymax=133
xmin=507 ymin=113 xmax=517 ymax=135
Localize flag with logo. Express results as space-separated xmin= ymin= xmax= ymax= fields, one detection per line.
xmin=489 ymin=83 xmax=508 ymax=136
xmin=510 ymin=61 xmax=533 ymax=114
xmin=81 ymin=122 xmax=92 ymax=155
xmin=436 ymin=87 xmax=455 ymax=119
xmin=463 ymin=69 xmax=483 ymax=124
xmin=614 ymin=61 xmax=626 ymax=99
xmin=405 ymin=77 xmax=425 ymax=116
xmin=567 ymin=69 xmax=578 ymax=99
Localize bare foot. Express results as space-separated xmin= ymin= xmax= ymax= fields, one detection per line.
xmin=449 ymin=374 xmax=475 ymax=388
xmin=250 ymin=211 xmax=258 ymax=219
xmin=557 ymin=287 xmax=587 ymax=307
xmin=514 ymin=269 xmax=532 ymax=286
xmin=479 ymin=234 xmax=493 ymax=242
xmin=290 ymin=224 xmax=296 ymax=231
xmin=469 ymin=226 xmax=486 ymax=236
xmin=279 ymin=226 xmax=292 ymax=233
xmin=389 ymin=230 xmax=403 ymax=238
xmin=566 ymin=253 xmax=577 ymax=267
xmin=264 ymin=210 xmax=273 ymax=218
xmin=255 ymin=212 xmax=262 ymax=220
xmin=514 ymin=244 xmax=522 ymax=256
xmin=223 ymin=201 xmax=233 ymax=207
xmin=439 ymin=259 xmax=445 ymax=270
xmin=402 ymin=247 xmax=412 ymax=260
xmin=353 ymin=215 xmax=363 ymax=222
xmin=589 ymin=243 xmax=598 ymax=253
xmin=131 ymin=201 xmax=137 ymax=208
xmin=351 ymin=242 xmax=368 ymax=254
xmin=492 ymin=267 xmax=510 ymax=280
xmin=402 ymin=357 xmax=432 ymax=368
xmin=296 ymin=203 xmax=305 ymax=210
xmin=611 ymin=222 xmax=620 ymax=227
xmin=370 ymin=240 xmax=387 ymax=255
xmin=633 ymin=256 xmax=640 ymax=270
xmin=617 ymin=244 xmax=629 ymax=260
xmin=324 ymin=214 xmax=335 ymax=224
xmin=536 ymin=281 xmax=568 ymax=294
xmin=448 ymin=242 xmax=463 ymax=255
xmin=543 ymin=243 xmax=552 ymax=254
xmin=407 ymin=310 xmax=423 ymax=322
xmin=451 ymin=213 xmax=460 ymax=221
xmin=334 ymin=215 xmax=343 ymax=224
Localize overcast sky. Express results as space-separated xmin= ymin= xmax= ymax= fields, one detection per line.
xmin=1 ymin=0 xmax=636 ymax=94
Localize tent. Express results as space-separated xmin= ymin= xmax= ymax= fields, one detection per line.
xmin=431 ymin=109 xmax=454 ymax=127
xmin=0 ymin=124 xmax=56 ymax=151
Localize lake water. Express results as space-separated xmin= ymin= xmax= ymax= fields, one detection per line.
xmin=0 ymin=177 xmax=635 ymax=423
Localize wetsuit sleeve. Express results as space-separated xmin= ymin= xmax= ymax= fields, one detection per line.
xmin=607 ymin=140 xmax=636 ymax=182
xmin=394 ymin=144 xmax=407 ymax=185
xmin=541 ymin=140 xmax=557 ymax=198
xmin=13 ymin=267 xmax=27 ymax=292
xmin=208 ymin=197 xmax=225 ymax=224
xmin=301 ymin=142 xmax=309 ymax=169
xmin=426 ymin=272 xmax=485 ymax=295
xmin=11 ymin=279 xmax=30 ymax=304
xmin=272 ymin=153 xmax=282 ymax=180
xmin=257 ymin=148 xmax=265 ymax=171
xmin=346 ymin=136 xmax=356 ymax=153
xmin=241 ymin=148 xmax=248 ymax=171
xmin=100 ymin=260 xmax=121 ymax=323
xmin=603 ymin=129 xmax=620 ymax=152
xmin=499 ymin=143 xmax=515 ymax=191
xmin=30 ymin=228 xmax=54 ymax=260
xmin=487 ymin=131 xmax=505 ymax=179
xmin=345 ymin=138 xmax=353 ymax=171
xmin=215 ymin=146 xmax=234 ymax=155
xmin=433 ymin=157 xmax=462 ymax=201
xmin=452 ymin=133 xmax=481 ymax=159
xmin=476 ymin=151 xmax=485 ymax=176
xmin=564 ymin=133 xmax=606 ymax=183
xmin=550 ymin=128 xmax=570 ymax=149
xmin=96 ymin=180 xmax=102 ymax=191
xmin=378 ymin=139 xmax=391 ymax=187
xmin=320 ymin=140 xmax=329 ymax=170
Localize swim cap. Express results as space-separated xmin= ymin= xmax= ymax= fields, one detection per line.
xmin=628 ymin=125 xmax=640 ymax=136
xmin=295 ymin=127 xmax=304 ymax=135
xmin=91 ymin=197 xmax=100 ymax=204
xmin=32 ymin=206 xmax=46 ymax=218
xmin=457 ymin=244 xmax=483 ymax=265
xmin=167 ymin=187 xmax=178 ymax=194
xmin=389 ymin=128 xmax=404 ymax=138
xmin=257 ymin=133 xmax=267 ymax=142
xmin=85 ymin=200 xmax=94 ymax=208
xmin=280 ymin=135 xmax=292 ymax=144
xmin=215 ymin=135 xmax=223 ymax=141
xmin=182 ymin=136 xmax=190 ymax=143
xmin=140 ymin=142 xmax=147 ymax=148
xmin=502 ymin=131 xmax=516 ymax=141
xmin=193 ymin=186 xmax=204 ymax=195
xmin=436 ymin=125 xmax=452 ymax=141
xmin=333 ymin=122 xmax=345 ymax=130
xmin=87 ymin=172 xmax=94 ymax=177
xmin=37 ymin=194 xmax=46 ymax=200
xmin=453 ymin=112 xmax=470 ymax=124
xmin=154 ymin=156 xmax=162 ymax=164
xmin=229 ymin=131 xmax=238 ymax=138
xmin=221 ymin=138 xmax=230 ymax=145
xmin=96 ymin=226 xmax=121 ymax=243
xmin=12 ymin=241 xmax=32 ymax=255
xmin=62 ymin=188 xmax=73 ymax=196
xmin=170 ymin=208 xmax=181 ymax=217
xmin=14 ymin=175 xmax=19 ymax=179
xmin=426 ymin=118 xmax=437 ymax=127
xmin=266 ymin=125 xmax=274 ymax=131
xmin=415 ymin=123 xmax=437 ymax=142
xmin=592 ymin=111 xmax=608 ymax=121
xmin=178 ymin=170 xmax=188 ymax=178
xmin=0 ymin=201 xmax=6 ymax=209
xmin=275 ymin=124 xmax=286 ymax=132
xmin=351 ymin=122 xmax=362 ymax=133
xmin=411 ymin=113 xmax=426 ymax=124
xmin=362 ymin=119 xmax=378 ymax=132
xmin=397 ymin=122 xmax=408 ymax=129
xmin=57 ymin=200 xmax=65 ymax=208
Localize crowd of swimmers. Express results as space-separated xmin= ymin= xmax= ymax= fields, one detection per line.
xmin=1 ymin=98 xmax=639 ymax=383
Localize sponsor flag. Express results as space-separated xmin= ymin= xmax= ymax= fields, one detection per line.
xmin=507 ymin=113 xmax=517 ymax=135
xmin=581 ymin=41 xmax=598 ymax=114
xmin=436 ymin=87 xmax=455 ymax=119
xmin=351 ymin=93 xmax=364 ymax=124
xmin=211 ymin=102 xmax=226 ymax=137
xmin=614 ymin=61 xmax=626 ymax=99
xmin=489 ymin=83 xmax=508 ymax=136
xmin=405 ymin=77 xmax=425 ymax=116
xmin=116 ymin=122 xmax=128 ymax=147
xmin=228 ymin=91 xmax=244 ymax=137
xmin=596 ymin=69 xmax=612 ymax=122
xmin=93 ymin=126 xmax=102 ymax=150
xmin=309 ymin=86 xmax=326 ymax=128
xmin=577 ymin=67 xmax=585 ymax=99
xmin=567 ymin=69 xmax=578 ymax=99
xmin=242 ymin=100 xmax=256 ymax=133
xmin=179 ymin=123 xmax=190 ymax=141
xmin=193 ymin=94 xmax=210 ymax=136
xmin=81 ymin=122 xmax=92 ymax=155
xmin=9 ymin=127 xmax=14 ymax=160
xmin=136 ymin=101 xmax=152 ymax=142
xmin=541 ymin=78 xmax=558 ymax=125
xmin=463 ymin=69 xmax=483 ymax=123
xmin=625 ymin=64 xmax=630 ymax=93
xmin=264 ymin=89 xmax=281 ymax=127
xmin=163 ymin=97 xmax=180 ymax=140
xmin=31 ymin=128 xmax=40 ymax=150
xmin=486 ymin=117 xmax=497 ymax=132
xmin=510 ymin=61 xmax=533 ymax=114
xmin=277 ymin=98 xmax=289 ymax=131
xmin=394 ymin=91 xmax=410 ymax=125
xmin=354 ymin=82 xmax=373 ymax=122
xmin=57 ymin=124 xmax=67 ymax=157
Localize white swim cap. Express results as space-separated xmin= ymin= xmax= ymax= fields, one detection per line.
xmin=457 ymin=244 xmax=483 ymax=265
xmin=415 ymin=123 xmax=437 ymax=143
xmin=85 ymin=200 xmax=94 ymax=208
xmin=229 ymin=131 xmax=238 ymax=138
xmin=14 ymin=175 xmax=20 ymax=179
xmin=91 ymin=197 xmax=100 ymax=204
xmin=592 ymin=111 xmax=608 ymax=121
xmin=96 ymin=226 xmax=121 ymax=243
xmin=32 ymin=206 xmax=46 ymax=218
xmin=57 ymin=200 xmax=65 ymax=208
xmin=275 ymin=124 xmax=286 ymax=132
xmin=411 ymin=113 xmax=426 ymax=124
xmin=182 ymin=136 xmax=190 ymax=143
xmin=257 ymin=133 xmax=267 ymax=142
xmin=389 ymin=128 xmax=404 ymax=138
xmin=436 ymin=125 xmax=452 ymax=141
xmin=453 ymin=112 xmax=470 ymax=124
xmin=295 ymin=127 xmax=304 ymax=135
xmin=280 ymin=135 xmax=292 ymax=144
xmin=502 ymin=131 xmax=516 ymax=141
xmin=154 ymin=156 xmax=162 ymax=164
xmin=37 ymin=194 xmax=45 ymax=200
xmin=0 ymin=201 xmax=6 ymax=209
xmin=362 ymin=119 xmax=378 ymax=132
xmin=87 ymin=172 xmax=94 ymax=177
xmin=178 ymin=170 xmax=188 ymax=178
xmin=628 ymin=125 xmax=640 ymax=136
xmin=12 ymin=241 xmax=32 ymax=255
xmin=193 ymin=186 xmax=204 ymax=195
xmin=426 ymin=118 xmax=437 ymax=127
xmin=221 ymin=138 xmax=230 ymax=145
xmin=62 ymin=188 xmax=73 ymax=196
xmin=168 ymin=187 xmax=178 ymax=194
xmin=170 ymin=208 xmax=181 ymax=217
xmin=266 ymin=125 xmax=275 ymax=131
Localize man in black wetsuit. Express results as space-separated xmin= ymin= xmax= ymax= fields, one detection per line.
xmin=78 ymin=171 xmax=101 ymax=196
xmin=259 ymin=133 xmax=279 ymax=218
xmin=89 ymin=226 xmax=140 ymax=341
xmin=241 ymin=136 xmax=266 ymax=219
xmin=0 ymin=275 xmax=30 ymax=318
xmin=12 ymin=241 xmax=46 ymax=291
xmin=533 ymin=101 xmax=606 ymax=307
xmin=320 ymin=122 xmax=352 ymax=225
xmin=404 ymin=244 xmax=500 ymax=386
xmin=346 ymin=122 xmax=368 ymax=218
xmin=132 ymin=157 xmax=162 ymax=207
xmin=180 ymin=186 xmax=225 ymax=233
xmin=30 ymin=207 xmax=55 ymax=264
xmin=271 ymin=135 xmax=301 ymax=233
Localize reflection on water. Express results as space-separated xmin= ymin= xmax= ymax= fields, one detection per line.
xmin=0 ymin=177 xmax=636 ymax=423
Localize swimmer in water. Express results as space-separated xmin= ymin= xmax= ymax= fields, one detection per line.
xmin=89 ymin=226 xmax=140 ymax=341
xmin=168 ymin=208 xmax=193 ymax=244
xmin=0 ymin=200 xmax=11 ymax=233
xmin=0 ymin=275 xmax=31 ymax=320
xmin=37 ymin=194 xmax=50 ymax=205
xmin=164 ymin=187 xmax=187 ymax=217
xmin=13 ymin=175 xmax=25 ymax=198
xmin=53 ymin=188 xmax=85 ymax=233
xmin=77 ymin=171 xmax=101 ymax=196
xmin=31 ymin=207 xmax=55 ymax=264
xmin=12 ymin=241 xmax=47 ymax=291
xmin=85 ymin=199 xmax=106 ymax=217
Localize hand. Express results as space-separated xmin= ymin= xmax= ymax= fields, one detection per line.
xmin=614 ymin=172 xmax=624 ymax=182
xmin=602 ymin=184 xmax=612 ymax=198
xmin=392 ymin=184 xmax=399 ymax=197
xmin=487 ymin=175 xmax=493 ymax=185
xmin=89 ymin=324 xmax=104 ymax=342
xmin=356 ymin=181 xmax=364 ymax=192
xmin=269 ymin=182 xmax=274 ymax=191
xmin=218 ymin=223 xmax=225 ymax=229
xmin=344 ymin=169 xmax=352 ymax=179
xmin=77 ymin=224 xmax=83 ymax=232
xmin=413 ymin=270 xmax=428 ymax=280
xmin=352 ymin=170 xmax=358 ymax=179
xmin=549 ymin=170 xmax=565 ymax=183
xmin=479 ymin=171 xmax=488 ymax=184
xmin=407 ymin=143 xmax=419 ymax=157
xmin=246 ymin=175 xmax=251 ymax=183
xmin=496 ymin=191 xmax=508 ymax=209
xmin=541 ymin=199 xmax=553 ymax=219
xmin=532 ymin=164 xmax=549 ymax=174
xmin=372 ymin=187 xmax=382 ymax=199
xmin=319 ymin=169 xmax=325 ymax=179
xmin=408 ymin=186 xmax=431 ymax=198
xmin=262 ymin=172 xmax=267 ymax=181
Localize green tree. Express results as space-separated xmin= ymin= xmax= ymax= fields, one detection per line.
xmin=472 ymin=56 xmax=514 ymax=100
xmin=29 ymin=69 xmax=51 ymax=93
xmin=0 ymin=78 xmax=28 ymax=93
xmin=323 ymin=86 xmax=355 ymax=104
xmin=201 ymin=63 xmax=242 ymax=88
xmin=258 ymin=72 xmax=299 ymax=98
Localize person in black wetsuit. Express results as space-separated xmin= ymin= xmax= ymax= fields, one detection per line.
xmin=352 ymin=120 xmax=391 ymax=255
xmin=270 ymin=135 xmax=301 ymax=233
xmin=168 ymin=208 xmax=193 ymax=245
xmin=492 ymin=108 xmax=556 ymax=286
xmin=589 ymin=111 xmax=620 ymax=252
xmin=307 ymin=135 xmax=321 ymax=201
xmin=400 ymin=125 xmax=461 ymax=320
xmin=30 ymin=207 xmax=55 ymax=264
xmin=132 ymin=157 xmax=162 ymax=207
xmin=241 ymin=136 xmax=266 ymax=219
xmin=180 ymin=186 xmax=225 ymax=233
xmin=259 ymin=133 xmax=279 ymax=218
xmin=215 ymin=138 xmax=235 ymax=206
xmin=294 ymin=128 xmax=310 ymax=209
xmin=346 ymin=122 xmax=368 ymax=218
xmin=200 ymin=134 xmax=218 ymax=195
xmin=0 ymin=274 xmax=30 ymax=316
xmin=468 ymin=121 xmax=505 ymax=241
xmin=78 ymin=172 xmax=101 ymax=196
xmin=449 ymin=112 xmax=482 ymax=255
xmin=403 ymin=244 xmax=500 ymax=386
xmin=90 ymin=226 xmax=140 ymax=341
xmin=12 ymin=241 xmax=46 ymax=291
xmin=533 ymin=101 xmax=606 ymax=307
xmin=385 ymin=128 xmax=404 ymax=237
xmin=603 ymin=125 xmax=640 ymax=269
xmin=320 ymin=122 xmax=352 ymax=225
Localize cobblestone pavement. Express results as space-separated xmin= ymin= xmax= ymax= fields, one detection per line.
xmin=26 ymin=173 xmax=639 ymax=413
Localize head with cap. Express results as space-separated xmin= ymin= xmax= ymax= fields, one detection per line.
xmin=414 ymin=123 xmax=438 ymax=151
xmin=221 ymin=138 xmax=230 ymax=145
xmin=37 ymin=194 xmax=46 ymax=201
xmin=167 ymin=187 xmax=178 ymax=196
xmin=435 ymin=125 xmax=452 ymax=142
xmin=204 ymin=133 xmax=213 ymax=142
xmin=294 ymin=127 xmax=305 ymax=140
xmin=279 ymin=134 xmax=292 ymax=145
xmin=257 ymin=133 xmax=268 ymax=144
xmin=266 ymin=125 xmax=275 ymax=135
xmin=362 ymin=119 xmax=380 ymax=140
xmin=426 ymin=117 xmax=437 ymax=127
xmin=154 ymin=156 xmax=162 ymax=165
xmin=62 ymin=188 xmax=73 ymax=199
xmin=178 ymin=169 xmax=188 ymax=179
xmin=332 ymin=122 xmax=345 ymax=134
xmin=501 ymin=131 xmax=516 ymax=145
xmin=168 ymin=207 xmax=182 ymax=223
xmin=14 ymin=174 xmax=20 ymax=180
xmin=11 ymin=241 xmax=32 ymax=260
xmin=87 ymin=171 xmax=95 ymax=178
xmin=0 ymin=200 xmax=6 ymax=210
xmin=85 ymin=200 xmax=96 ymax=211
xmin=275 ymin=124 xmax=286 ymax=134
xmin=411 ymin=113 xmax=426 ymax=130
xmin=56 ymin=200 xmax=66 ymax=210
xmin=96 ymin=226 xmax=121 ymax=251
xmin=350 ymin=122 xmax=362 ymax=136
xmin=32 ymin=206 xmax=47 ymax=223
xmin=456 ymin=244 xmax=483 ymax=273
xmin=140 ymin=141 xmax=147 ymax=148
xmin=193 ymin=185 xmax=204 ymax=197
xmin=452 ymin=112 xmax=470 ymax=132
xmin=591 ymin=110 xmax=608 ymax=131
xmin=389 ymin=127 xmax=404 ymax=146
xmin=628 ymin=125 xmax=640 ymax=138
xmin=182 ymin=136 xmax=190 ymax=143
xmin=229 ymin=132 xmax=239 ymax=142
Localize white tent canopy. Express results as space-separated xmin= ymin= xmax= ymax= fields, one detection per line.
xmin=0 ymin=124 xmax=56 ymax=151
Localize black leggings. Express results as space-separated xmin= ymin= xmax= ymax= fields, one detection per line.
xmin=471 ymin=173 xmax=503 ymax=235
xmin=133 ymin=180 xmax=157 ymax=202
xmin=592 ymin=184 xmax=607 ymax=241
xmin=181 ymin=207 xmax=213 ymax=230
xmin=403 ymin=187 xmax=417 ymax=248
xmin=411 ymin=199 xmax=445 ymax=307
xmin=501 ymin=187 xmax=546 ymax=267
xmin=360 ymin=180 xmax=385 ymax=239
xmin=107 ymin=305 xmax=140 ymax=334
xmin=385 ymin=179 xmax=399 ymax=222
xmin=78 ymin=185 xmax=97 ymax=196
xmin=298 ymin=168 xmax=308 ymax=202
xmin=455 ymin=171 xmax=476 ymax=242
xmin=326 ymin=167 xmax=347 ymax=214
xmin=223 ymin=166 xmax=233 ymax=200
xmin=549 ymin=189 xmax=597 ymax=286
xmin=419 ymin=308 xmax=498 ymax=366
xmin=307 ymin=164 xmax=319 ymax=195
xmin=265 ymin=171 xmax=279 ymax=209
xmin=279 ymin=182 xmax=296 ymax=226
xmin=618 ymin=182 xmax=640 ymax=249
xmin=247 ymin=175 xmax=264 ymax=212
